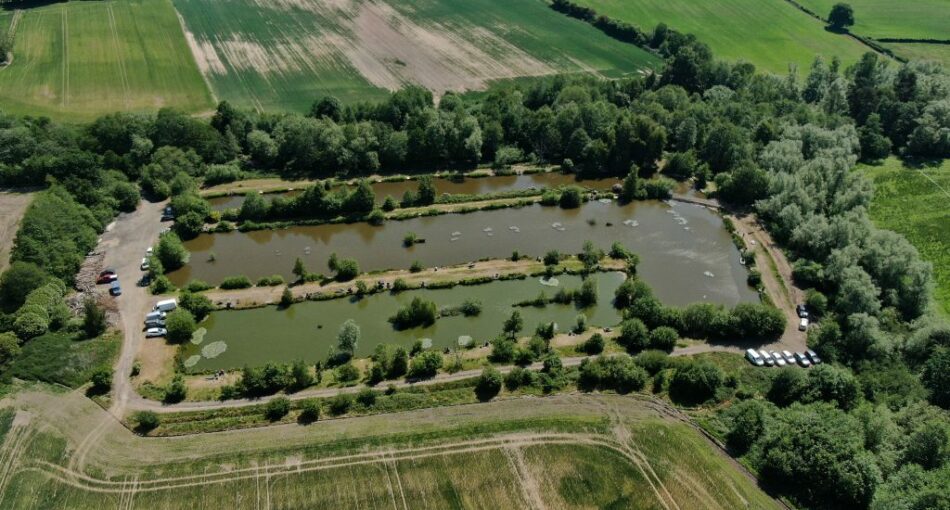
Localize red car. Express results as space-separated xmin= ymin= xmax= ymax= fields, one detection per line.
xmin=97 ymin=273 xmax=118 ymax=284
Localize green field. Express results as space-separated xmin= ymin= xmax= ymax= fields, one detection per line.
xmin=861 ymin=157 xmax=950 ymax=315
xmin=882 ymin=42 xmax=950 ymax=67
xmin=573 ymin=0 xmax=870 ymax=73
xmin=0 ymin=0 xmax=213 ymax=121
xmin=0 ymin=391 xmax=778 ymax=509
xmin=172 ymin=0 xmax=660 ymax=112
xmin=795 ymin=0 xmax=950 ymax=40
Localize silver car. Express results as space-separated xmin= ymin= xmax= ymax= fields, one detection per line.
xmin=782 ymin=350 xmax=796 ymax=364
xmin=145 ymin=327 xmax=167 ymax=338
xmin=759 ymin=350 xmax=776 ymax=367
xmin=771 ymin=351 xmax=787 ymax=367
xmin=795 ymin=352 xmax=812 ymax=367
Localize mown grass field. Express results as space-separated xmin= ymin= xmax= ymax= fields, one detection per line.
xmin=572 ymin=0 xmax=870 ymax=74
xmin=0 ymin=391 xmax=778 ymax=509
xmin=0 ymin=0 xmax=213 ymax=121
xmin=172 ymin=0 xmax=660 ymax=112
xmin=861 ymin=157 xmax=950 ymax=315
xmin=882 ymin=43 xmax=950 ymax=67
xmin=795 ymin=0 xmax=950 ymax=40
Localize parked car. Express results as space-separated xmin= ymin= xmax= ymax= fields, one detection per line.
xmin=799 ymin=317 xmax=809 ymax=331
xmin=759 ymin=350 xmax=776 ymax=367
xmin=110 ymin=280 xmax=122 ymax=296
xmin=153 ymin=298 xmax=177 ymax=312
xmin=145 ymin=311 xmax=166 ymax=322
xmin=796 ymin=304 xmax=809 ymax=319
xmin=795 ymin=352 xmax=812 ymax=367
xmin=144 ymin=318 xmax=166 ymax=329
xmin=771 ymin=351 xmax=787 ymax=367
xmin=782 ymin=350 xmax=796 ymax=364
xmin=146 ymin=247 xmax=153 ymax=256
xmin=97 ymin=273 xmax=119 ymax=284
xmin=806 ymin=349 xmax=822 ymax=365
xmin=145 ymin=327 xmax=167 ymax=338
xmin=99 ymin=268 xmax=116 ymax=277
xmin=140 ymin=257 xmax=150 ymax=271
xmin=746 ymin=348 xmax=765 ymax=366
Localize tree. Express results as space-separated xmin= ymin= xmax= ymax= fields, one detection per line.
xmin=178 ymin=292 xmax=213 ymax=321
xmin=280 ymin=287 xmax=294 ymax=308
xmin=807 ymin=364 xmax=862 ymax=410
xmin=727 ymin=399 xmax=770 ymax=454
xmin=574 ymin=279 xmax=598 ymax=307
xmin=155 ymin=232 xmax=189 ymax=271
xmin=619 ymin=167 xmax=642 ymax=203
xmin=922 ymin=349 xmax=950 ymax=409
xmin=0 ymin=333 xmax=21 ymax=367
xmin=474 ymin=367 xmax=503 ymax=401
xmin=416 ymin=176 xmax=437 ymax=205
xmin=163 ymin=374 xmax=187 ymax=403
xmin=828 ymin=3 xmax=855 ymax=30
xmin=292 ymin=257 xmax=307 ymax=282
xmin=409 ymin=351 xmax=443 ymax=380
xmin=617 ymin=318 xmax=649 ymax=352
xmin=265 ymin=397 xmax=291 ymax=421
xmin=82 ymin=299 xmax=107 ymax=338
xmin=289 ymin=359 xmax=313 ymax=391
xmin=558 ymin=186 xmax=583 ymax=208
xmin=389 ymin=297 xmax=437 ymax=330
xmin=904 ymin=421 xmax=949 ymax=470
xmin=577 ymin=241 xmax=603 ymax=273
xmin=165 ymin=309 xmax=196 ymax=344
xmin=669 ymin=361 xmax=724 ymax=404
xmin=337 ymin=319 xmax=360 ymax=355
xmin=768 ymin=368 xmax=808 ymax=407
xmin=310 ymin=96 xmax=343 ymax=122
xmin=503 ymin=311 xmax=524 ymax=339
xmin=334 ymin=258 xmax=359 ymax=281
xmin=0 ymin=261 xmax=48 ymax=312
xmin=89 ymin=368 xmax=112 ymax=394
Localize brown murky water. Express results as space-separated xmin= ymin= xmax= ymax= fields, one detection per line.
xmin=207 ymin=173 xmax=620 ymax=211
xmin=171 ymin=199 xmax=757 ymax=307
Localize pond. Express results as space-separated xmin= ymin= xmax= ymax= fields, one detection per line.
xmin=207 ymin=173 xmax=620 ymax=211
xmin=170 ymin=199 xmax=758 ymax=307
xmin=181 ymin=272 xmax=626 ymax=371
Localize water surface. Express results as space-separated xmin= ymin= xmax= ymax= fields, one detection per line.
xmin=171 ymin=200 xmax=756 ymax=307
xmin=183 ymin=272 xmax=625 ymax=371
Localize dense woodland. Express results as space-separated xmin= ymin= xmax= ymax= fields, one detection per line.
xmin=0 ymin=14 xmax=947 ymax=509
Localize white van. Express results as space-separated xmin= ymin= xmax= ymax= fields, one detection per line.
xmin=745 ymin=348 xmax=764 ymax=366
xmin=153 ymin=299 xmax=177 ymax=312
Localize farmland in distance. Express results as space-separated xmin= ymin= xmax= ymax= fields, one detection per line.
xmin=0 ymin=0 xmax=214 ymax=121
xmin=172 ymin=0 xmax=661 ymax=112
xmin=795 ymin=0 xmax=950 ymax=40
xmin=571 ymin=0 xmax=870 ymax=74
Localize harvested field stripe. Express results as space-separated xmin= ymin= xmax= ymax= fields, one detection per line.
xmin=107 ymin=4 xmax=130 ymax=106
xmin=61 ymin=6 xmax=67 ymax=107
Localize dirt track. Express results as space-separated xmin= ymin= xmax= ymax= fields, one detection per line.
xmin=0 ymin=190 xmax=33 ymax=273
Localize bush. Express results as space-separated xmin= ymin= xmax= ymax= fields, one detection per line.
xmin=133 ymin=410 xmax=160 ymax=433
xmin=219 ymin=275 xmax=252 ymax=290
xmin=578 ymin=355 xmax=647 ymax=393
xmin=89 ymin=367 xmax=112 ymax=394
xmin=669 ymin=361 xmax=724 ymax=405
xmin=409 ymin=261 xmax=423 ymax=273
xmin=581 ymin=333 xmax=605 ymax=354
xmin=356 ymin=388 xmax=377 ymax=407
xmin=408 ymin=351 xmax=443 ymax=380
xmin=149 ymin=275 xmax=175 ymax=295
xmin=558 ymin=186 xmax=583 ymax=208
xmin=328 ymin=393 xmax=353 ymax=415
xmin=165 ymin=309 xmax=196 ymax=344
xmin=264 ymin=397 xmax=291 ymax=421
xmin=82 ymin=299 xmax=107 ymax=338
xmin=298 ymin=399 xmax=320 ymax=423
xmin=543 ymin=250 xmax=561 ymax=266
xmin=334 ymin=258 xmax=359 ymax=281
xmin=163 ymin=374 xmax=187 ymax=403
xmin=648 ymin=326 xmax=678 ymax=353
xmin=13 ymin=312 xmax=47 ymax=340
xmin=336 ymin=362 xmax=359 ymax=383
xmin=617 ymin=318 xmax=648 ymax=352
xmin=391 ymin=278 xmax=409 ymax=292
xmin=389 ymin=297 xmax=437 ymax=330
xmin=185 ymin=280 xmax=213 ymax=292
xmin=634 ymin=350 xmax=669 ymax=375
xmin=178 ymin=292 xmax=214 ymax=321
xmin=256 ymin=274 xmax=284 ymax=286
xmin=475 ymin=367 xmax=503 ymax=401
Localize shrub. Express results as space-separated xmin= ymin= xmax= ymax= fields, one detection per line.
xmin=133 ymin=411 xmax=160 ymax=434
xmin=577 ymin=355 xmax=647 ymax=393
xmin=219 ymin=275 xmax=252 ymax=290
xmin=391 ymin=278 xmax=409 ymax=292
xmin=163 ymin=374 xmax=187 ymax=403
xmin=334 ymin=258 xmax=359 ymax=281
xmin=89 ymin=367 xmax=112 ymax=394
xmin=328 ymin=393 xmax=353 ymax=415
xmin=185 ymin=280 xmax=213 ymax=292
xmin=356 ymin=388 xmax=377 ymax=407
xmin=256 ymin=275 xmax=284 ymax=286
xmin=648 ymin=326 xmax=678 ymax=353
xmin=13 ymin=313 xmax=47 ymax=340
xmin=543 ymin=250 xmax=561 ymax=266
xmin=669 ymin=361 xmax=724 ymax=405
xmin=336 ymin=362 xmax=359 ymax=383
xmin=558 ymin=186 xmax=583 ymax=208
xmin=634 ymin=350 xmax=669 ymax=375
xmin=409 ymin=260 xmax=423 ymax=273
xmin=581 ymin=333 xmax=605 ymax=354
xmin=475 ymin=367 xmax=503 ymax=401
xmin=617 ymin=318 xmax=648 ymax=352
xmin=297 ymin=399 xmax=321 ymax=424
xmin=408 ymin=351 xmax=443 ymax=380
xmin=264 ymin=397 xmax=291 ymax=421
xmin=178 ymin=292 xmax=214 ymax=321
xmin=389 ymin=297 xmax=437 ymax=330
xmin=82 ymin=299 xmax=107 ymax=338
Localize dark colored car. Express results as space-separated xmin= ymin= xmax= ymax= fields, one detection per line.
xmin=796 ymin=304 xmax=809 ymax=319
xmin=110 ymin=281 xmax=122 ymax=296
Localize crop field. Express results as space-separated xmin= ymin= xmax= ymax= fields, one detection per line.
xmin=172 ymin=0 xmax=661 ymax=112
xmin=0 ymin=0 xmax=213 ymax=121
xmin=0 ymin=390 xmax=778 ymax=509
xmin=795 ymin=0 xmax=950 ymax=40
xmin=0 ymin=190 xmax=32 ymax=273
xmin=861 ymin=157 xmax=950 ymax=315
xmin=572 ymin=0 xmax=870 ymax=74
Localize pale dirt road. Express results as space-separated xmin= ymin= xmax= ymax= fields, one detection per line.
xmin=0 ymin=190 xmax=33 ymax=273
xmin=96 ymin=199 xmax=169 ymax=417
xmin=729 ymin=213 xmax=807 ymax=353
